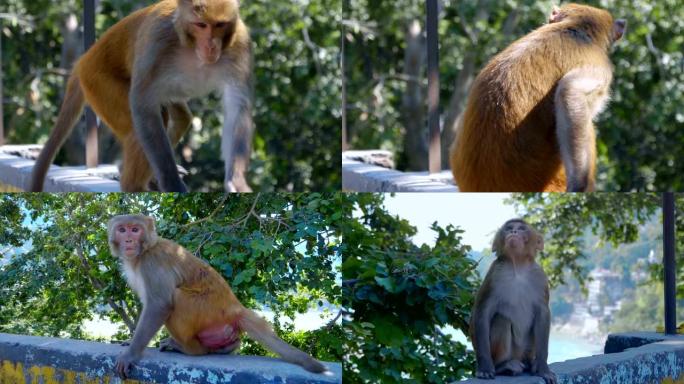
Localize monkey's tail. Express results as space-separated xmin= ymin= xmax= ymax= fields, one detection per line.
xmin=30 ymin=73 xmax=86 ymax=191
xmin=238 ymin=308 xmax=327 ymax=373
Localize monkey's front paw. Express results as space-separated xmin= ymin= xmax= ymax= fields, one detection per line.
xmin=115 ymin=351 xmax=140 ymax=379
xmin=475 ymin=369 xmax=495 ymax=379
xmin=531 ymin=364 xmax=557 ymax=384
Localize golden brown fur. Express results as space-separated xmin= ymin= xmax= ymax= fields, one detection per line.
xmin=31 ymin=0 xmax=253 ymax=192
xmin=450 ymin=4 xmax=624 ymax=192
xmin=108 ymin=214 xmax=326 ymax=378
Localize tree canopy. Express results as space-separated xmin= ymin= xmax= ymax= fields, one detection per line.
xmin=0 ymin=193 xmax=344 ymax=361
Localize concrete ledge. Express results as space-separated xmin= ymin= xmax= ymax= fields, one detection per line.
xmin=0 ymin=333 xmax=341 ymax=384
xmin=462 ymin=333 xmax=684 ymax=384
xmin=342 ymin=151 xmax=457 ymax=192
xmin=0 ymin=145 xmax=121 ymax=192
xmin=604 ymin=331 xmax=681 ymax=353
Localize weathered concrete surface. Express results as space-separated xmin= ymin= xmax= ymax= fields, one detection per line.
xmin=0 ymin=333 xmax=342 ymax=384
xmin=342 ymin=151 xmax=457 ymax=192
xmin=0 ymin=145 xmax=121 ymax=192
xmin=343 ymin=150 xmax=395 ymax=169
xmin=461 ymin=334 xmax=684 ymax=384
xmin=604 ymin=331 xmax=682 ymax=354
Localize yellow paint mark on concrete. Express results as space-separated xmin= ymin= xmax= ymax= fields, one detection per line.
xmin=662 ymin=374 xmax=684 ymax=384
xmin=62 ymin=371 xmax=76 ymax=384
xmin=0 ymin=183 xmax=23 ymax=192
xmin=29 ymin=365 xmax=59 ymax=384
xmin=1 ymin=361 xmax=150 ymax=384
xmin=1 ymin=361 xmax=26 ymax=384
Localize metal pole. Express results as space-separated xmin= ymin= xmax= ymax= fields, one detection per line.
xmin=662 ymin=192 xmax=676 ymax=334
xmin=341 ymin=0 xmax=348 ymax=152
xmin=0 ymin=19 xmax=4 ymax=146
xmin=84 ymin=0 xmax=98 ymax=168
xmin=426 ymin=0 xmax=440 ymax=174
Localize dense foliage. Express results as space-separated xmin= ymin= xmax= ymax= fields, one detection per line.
xmin=345 ymin=0 xmax=684 ymax=191
xmin=509 ymin=193 xmax=683 ymax=293
xmin=1 ymin=0 xmax=340 ymax=191
xmin=0 ymin=193 xmax=343 ymax=362
xmin=342 ymin=193 xmax=479 ymax=383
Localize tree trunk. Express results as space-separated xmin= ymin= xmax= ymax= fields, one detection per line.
xmin=401 ymin=20 xmax=427 ymax=171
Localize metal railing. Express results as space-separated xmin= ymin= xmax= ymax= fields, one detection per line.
xmin=0 ymin=20 xmax=4 ymax=146
xmin=425 ymin=0 xmax=440 ymax=174
xmin=662 ymin=192 xmax=677 ymax=334
xmin=84 ymin=0 xmax=99 ymax=168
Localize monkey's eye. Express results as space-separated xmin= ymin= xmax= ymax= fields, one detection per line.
xmin=131 ymin=227 xmax=140 ymax=233
xmin=195 ymin=22 xmax=208 ymax=29
xmin=215 ymin=22 xmax=227 ymax=28
xmin=117 ymin=227 xmax=126 ymax=233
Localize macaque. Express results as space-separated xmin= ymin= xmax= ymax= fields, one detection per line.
xmin=450 ymin=4 xmax=626 ymax=192
xmin=107 ymin=214 xmax=326 ymax=379
xmin=470 ymin=219 xmax=556 ymax=384
xmin=31 ymin=0 xmax=254 ymax=192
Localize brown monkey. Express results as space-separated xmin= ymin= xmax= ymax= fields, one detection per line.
xmin=108 ymin=214 xmax=326 ymax=378
xmin=31 ymin=0 xmax=253 ymax=192
xmin=450 ymin=4 xmax=626 ymax=192
xmin=470 ymin=219 xmax=556 ymax=383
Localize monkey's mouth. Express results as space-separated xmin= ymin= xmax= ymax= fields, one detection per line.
xmin=123 ymin=246 xmax=137 ymax=254
xmin=505 ymin=236 xmax=524 ymax=247
xmin=196 ymin=49 xmax=221 ymax=65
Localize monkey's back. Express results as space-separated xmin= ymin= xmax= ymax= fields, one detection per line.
xmin=159 ymin=241 xmax=245 ymax=343
xmin=451 ymin=21 xmax=611 ymax=192
xmin=72 ymin=1 xmax=177 ymax=138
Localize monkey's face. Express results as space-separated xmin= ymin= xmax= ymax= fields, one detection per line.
xmin=503 ymin=221 xmax=530 ymax=252
xmin=187 ymin=19 xmax=234 ymax=64
xmin=179 ymin=0 xmax=239 ymax=65
xmin=114 ymin=223 xmax=145 ymax=258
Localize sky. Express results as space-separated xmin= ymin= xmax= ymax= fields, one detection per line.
xmin=383 ymin=193 xmax=516 ymax=251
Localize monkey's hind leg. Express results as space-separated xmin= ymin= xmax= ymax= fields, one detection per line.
xmin=167 ymin=102 xmax=193 ymax=145
xmin=120 ymin=134 xmax=155 ymax=192
xmin=159 ymin=336 xmax=209 ymax=355
xmin=159 ymin=337 xmax=183 ymax=352
xmin=79 ymin=72 xmax=154 ymax=191
xmin=490 ymin=315 xmax=524 ymax=375
xmin=496 ymin=359 xmax=525 ymax=376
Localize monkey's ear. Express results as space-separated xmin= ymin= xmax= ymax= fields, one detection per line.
xmin=548 ymin=5 xmax=564 ymax=23
xmin=612 ymin=19 xmax=626 ymax=42
xmin=107 ymin=218 xmax=121 ymax=257
xmin=142 ymin=216 xmax=159 ymax=250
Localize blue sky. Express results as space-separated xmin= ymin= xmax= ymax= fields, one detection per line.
xmin=383 ymin=193 xmax=516 ymax=251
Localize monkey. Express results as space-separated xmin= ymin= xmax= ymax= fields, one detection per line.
xmin=470 ymin=219 xmax=556 ymax=384
xmin=30 ymin=0 xmax=254 ymax=192
xmin=107 ymin=214 xmax=327 ymax=379
xmin=450 ymin=4 xmax=626 ymax=192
